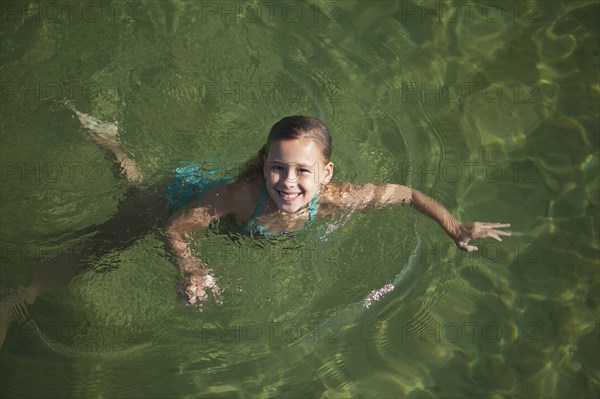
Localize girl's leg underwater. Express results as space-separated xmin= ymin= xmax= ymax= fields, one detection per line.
xmin=64 ymin=99 xmax=144 ymax=185
xmin=28 ymin=183 xmax=172 ymax=291
xmin=0 ymin=104 xmax=171 ymax=347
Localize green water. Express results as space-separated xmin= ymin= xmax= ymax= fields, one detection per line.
xmin=1 ymin=0 xmax=598 ymax=397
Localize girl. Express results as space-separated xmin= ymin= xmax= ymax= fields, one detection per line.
xmin=0 ymin=107 xmax=510 ymax=346
xmin=164 ymin=116 xmax=511 ymax=305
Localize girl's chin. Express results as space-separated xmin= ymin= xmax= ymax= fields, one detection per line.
xmin=276 ymin=202 xmax=302 ymax=213
xmin=274 ymin=198 xmax=309 ymax=213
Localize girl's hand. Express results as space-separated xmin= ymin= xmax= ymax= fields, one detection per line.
xmin=451 ymin=222 xmax=511 ymax=252
xmin=176 ymin=265 xmax=222 ymax=308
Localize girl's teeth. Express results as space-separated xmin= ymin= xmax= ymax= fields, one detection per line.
xmin=280 ymin=191 xmax=300 ymax=199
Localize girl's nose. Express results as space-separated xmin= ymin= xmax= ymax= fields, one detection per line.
xmin=284 ymin=166 xmax=298 ymax=183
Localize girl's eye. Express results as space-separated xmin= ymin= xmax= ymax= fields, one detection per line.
xmin=268 ymin=165 xmax=312 ymax=175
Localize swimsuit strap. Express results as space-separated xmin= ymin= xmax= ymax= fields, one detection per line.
xmin=245 ymin=188 xmax=270 ymax=237
xmin=307 ymin=187 xmax=320 ymax=221
xmin=249 ymin=187 xmax=270 ymax=223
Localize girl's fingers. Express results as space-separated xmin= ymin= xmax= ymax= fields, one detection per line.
xmin=459 ymin=241 xmax=478 ymax=252
xmin=474 ymin=229 xmax=511 ymax=241
xmin=488 ymin=232 xmax=502 ymax=242
xmin=465 ymin=244 xmax=478 ymax=252
xmin=212 ymin=287 xmax=224 ymax=305
xmin=187 ymin=293 xmax=197 ymax=306
xmin=481 ymin=222 xmax=511 ymax=229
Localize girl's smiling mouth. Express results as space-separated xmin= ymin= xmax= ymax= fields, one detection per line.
xmin=277 ymin=189 xmax=303 ymax=202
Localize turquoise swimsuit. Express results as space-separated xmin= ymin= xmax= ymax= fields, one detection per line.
xmin=164 ymin=162 xmax=319 ymax=238
xmin=164 ymin=162 xmax=234 ymax=211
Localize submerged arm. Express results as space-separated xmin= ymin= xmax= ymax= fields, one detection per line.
xmin=165 ymin=185 xmax=234 ymax=305
xmin=167 ymin=206 xmax=216 ymax=273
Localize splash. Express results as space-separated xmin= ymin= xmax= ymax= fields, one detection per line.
xmin=363 ymin=284 xmax=395 ymax=309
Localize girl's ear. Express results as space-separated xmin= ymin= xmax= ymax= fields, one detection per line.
xmin=322 ymin=162 xmax=334 ymax=184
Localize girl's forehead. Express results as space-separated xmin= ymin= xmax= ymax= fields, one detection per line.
xmin=268 ymin=138 xmax=322 ymax=160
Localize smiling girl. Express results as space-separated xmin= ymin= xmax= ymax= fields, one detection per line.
xmin=164 ymin=116 xmax=511 ymax=306
xmin=0 ymin=110 xmax=510 ymax=347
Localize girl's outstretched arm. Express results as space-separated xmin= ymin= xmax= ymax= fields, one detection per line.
xmin=331 ymin=183 xmax=511 ymax=252
xmin=409 ymin=188 xmax=511 ymax=252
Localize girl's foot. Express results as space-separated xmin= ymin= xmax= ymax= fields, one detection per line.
xmin=64 ymin=99 xmax=121 ymax=151
xmin=0 ymin=282 xmax=41 ymax=348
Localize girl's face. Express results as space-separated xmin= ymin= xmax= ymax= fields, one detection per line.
xmin=263 ymin=138 xmax=333 ymax=214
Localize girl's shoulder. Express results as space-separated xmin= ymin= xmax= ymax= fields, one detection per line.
xmin=210 ymin=179 xmax=264 ymax=220
xmin=220 ymin=178 xmax=261 ymax=195
xmin=321 ymin=182 xmax=369 ymax=202
xmin=319 ymin=182 xmax=358 ymax=211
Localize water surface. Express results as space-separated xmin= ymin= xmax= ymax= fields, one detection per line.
xmin=1 ymin=0 xmax=598 ymax=397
